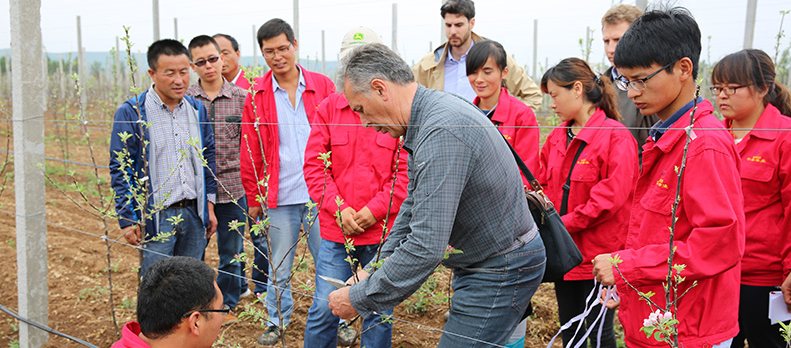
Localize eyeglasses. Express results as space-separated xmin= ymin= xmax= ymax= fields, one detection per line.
xmin=263 ymin=43 xmax=293 ymax=58
xmin=193 ymin=56 xmax=220 ymax=67
xmin=710 ymin=85 xmax=748 ymax=96
xmin=615 ymin=60 xmax=678 ymax=92
xmin=182 ymin=303 xmax=232 ymax=318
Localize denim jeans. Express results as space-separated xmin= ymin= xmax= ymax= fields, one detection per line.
xmin=141 ymin=203 xmax=207 ymax=277
xmin=437 ymin=236 xmax=545 ymax=348
xmin=304 ymin=239 xmax=393 ymax=348
xmin=248 ymin=223 xmax=269 ymax=295
xmin=214 ymin=197 xmax=248 ymax=309
xmin=264 ymin=203 xmax=321 ymax=328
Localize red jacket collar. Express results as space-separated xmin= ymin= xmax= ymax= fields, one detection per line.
xmin=646 ymin=100 xmax=715 ymax=153
xmin=724 ymin=103 xmax=782 ymax=142
xmin=472 ymin=87 xmax=513 ymax=124
xmin=251 ymin=64 xmax=319 ymax=93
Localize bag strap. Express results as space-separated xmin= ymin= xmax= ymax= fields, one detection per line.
xmin=560 ymin=142 xmax=588 ymax=215
xmin=500 ymin=132 xmax=544 ymax=192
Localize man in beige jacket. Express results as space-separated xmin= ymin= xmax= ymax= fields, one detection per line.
xmin=413 ymin=0 xmax=542 ymax=111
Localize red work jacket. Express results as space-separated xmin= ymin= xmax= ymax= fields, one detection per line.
xmin=538 ymin=108 xmax=637 ymax=280
xmin=110 ymin=322 xmax=151 ymax=348
xmin=725 ymin=103 xmax=791 ymax=286
xmin=303 ymin=93 xmax=409 ymax=245
xmin=233 ymin=69 xmax=251 ymax=91
xmin=240 ymin=66 xmax=335 ymax=208
xmin=474 ymin=87 xmax=540 ymax=179
xmin=613 ymin=100 xmax=745 ymax=348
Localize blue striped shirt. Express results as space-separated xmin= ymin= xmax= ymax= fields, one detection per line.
xmin=145 ymin=87 xmax=199 ymax=207
xmin=272 ymin=68 xmax=311 ymax=205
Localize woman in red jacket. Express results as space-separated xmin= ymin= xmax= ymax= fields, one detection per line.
xmin=539 ymin=57 xmax=638 ymax=348
xmin=466 ymin=40 xmax=541 ymax=176
xmin=711 ymin=49 xmax=791 ymax=348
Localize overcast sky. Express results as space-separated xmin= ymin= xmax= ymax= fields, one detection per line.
xmin=1 ymin=0 xmax=790 ymax=75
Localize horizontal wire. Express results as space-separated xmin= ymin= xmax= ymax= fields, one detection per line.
xmin=0 ymin=207 xmax=504 ymax=346
xmin=0 ymin=149 xmax=108 ymax=169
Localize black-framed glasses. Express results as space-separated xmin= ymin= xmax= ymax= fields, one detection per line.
xmin=710 ymin=85 xmax=748 ymax=96
xmin=193 ymin=56 xmax=220 ymax=67
xmin=182 ymin=303 xmax=232 ymax=318
xmin=615 ymin=60 xmax=678 ymax=92
xmin=263 ymin=43 xmax=293 ymax=58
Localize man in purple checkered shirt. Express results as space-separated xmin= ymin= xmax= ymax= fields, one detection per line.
xmin=186 ymin=35 xmax=251 ymax=324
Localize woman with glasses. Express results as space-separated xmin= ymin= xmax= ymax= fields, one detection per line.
xmin=539 ymin=57 xmax=638 ymax=348
xmin=711 ymin=49 xmax=791 ymax=348
xmin=465 ymin=40 xmax=540 ymax=176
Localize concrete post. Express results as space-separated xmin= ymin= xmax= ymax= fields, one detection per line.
xmin=392 ymin=3 xmax=398 ymax=52
xmin=293 ymin=0 xmax=299 ymax=59
xmin=533 ymin=19 xmax=538 ymax=81
xmin=4 ymin=53 xmax=10 ymax=99
xmin=58 ymin=54 xmax=64 ymax=99
xmin=636 ymin=0 xmax=647 ymax=11
xmin=116 ymin=37 xmax=123 ymax=95
xmin=41 ymin=46 xmax=47 ymax=105
xmin=743 ymin=0 xmax=757 ymax=49
xmin=153 ymin=0 xmax=160 ymax=41
xmin=174 ymin=18 xmax=178 ymax=41
xmin=321 ymin=30 xmax=325 ymax=75
xmin=77 ymin=16 xmax=86 ymax=117
xmin=253 ymin=24 xmax=259 ymax=69
xmin=10 ymin=0 xmax=49 ymax=346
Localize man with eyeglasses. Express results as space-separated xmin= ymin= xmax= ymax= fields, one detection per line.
xmin=240 ymin=18 xmax=333 ymax=346
xmin=109 ymin=39 xmax=217 ymax=278
xmin=601 ymin=4 xmax=658 ymax=161
xmin=185 ymin=35 xmax=249 ymax=325
xmin=592 ymin=6 xmax=744 ymax=348
xmin=111 ymin=256 xmax=226 ymax=348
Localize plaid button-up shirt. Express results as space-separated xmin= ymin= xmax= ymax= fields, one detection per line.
xmin=349 ymin=85 xmax=538 ymax=317
xmin=186 ymin=80 xmax=247 ymax=204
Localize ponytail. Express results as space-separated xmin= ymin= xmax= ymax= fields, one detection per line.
xmin=541 ymin=57 xmax=621 ymax=121
xmin=770 ymin=81 xmax=791 ymax=116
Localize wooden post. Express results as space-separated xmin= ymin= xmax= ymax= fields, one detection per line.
xmin=743 ymin=0 xmax=757 ymax=49
xmin=10 ymin=0 xmax=49 ymax=345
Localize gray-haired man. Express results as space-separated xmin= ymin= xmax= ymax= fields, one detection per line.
xmin=327 ymin=43 xmax=545 ymax=347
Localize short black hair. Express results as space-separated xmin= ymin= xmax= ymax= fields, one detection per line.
xmin=466 ymin=40 xmax=507 ymax=76
xmin=137 ymin=257 xmax=217 ymax=339
xmin=613 ymin=6 xmax=701 ymax=79
xmin=257 ymin=18 xmax=294 ymax=49
xmin=147 ymin=39 xmax=190 ymax=71
xmin=187 ymin=35 xmax=221 ymax=58
xmin=213 ymin=33 xmax=240 ymax=51
xmin=440 ymin=0 xmax=475 ymax=20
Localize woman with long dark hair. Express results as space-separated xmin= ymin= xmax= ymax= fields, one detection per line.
xmin=466 ymin=40 xmax=540 ymax=176
xmin=712 ymin=49 xmax=791 ymax=348
xmin=539 ymin=57 xmax=638 ymax=348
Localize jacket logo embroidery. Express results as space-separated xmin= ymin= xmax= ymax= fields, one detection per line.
xmin=501 ymin=131 xmax=512 ymax=141
xmin=655 ymin=170 xmax=670 ymax=189
xmin=746 ymin=151 xmax=766 ymax=163
xmin=576 ymin=154 xmax=590 ymax=165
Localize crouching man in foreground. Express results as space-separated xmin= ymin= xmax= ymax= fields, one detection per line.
xmin=112 ymin=256 xmax=227 ymax=348
xmin=327 ymin=43 xmax=546 ymax=348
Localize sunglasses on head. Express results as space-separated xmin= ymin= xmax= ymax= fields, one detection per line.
xmin=193 ymin=56 xmax=220 ymax=67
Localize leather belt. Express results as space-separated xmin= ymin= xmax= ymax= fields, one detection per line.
xmin=167 ymin=199 xmax=196 ymax=210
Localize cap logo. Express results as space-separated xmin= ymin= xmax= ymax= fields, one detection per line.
xmin=353 ymin=33 xmax=364 ymax=41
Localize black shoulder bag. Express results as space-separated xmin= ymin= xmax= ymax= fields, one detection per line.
xmin=503 ymin=137 xmax=584 ymax=282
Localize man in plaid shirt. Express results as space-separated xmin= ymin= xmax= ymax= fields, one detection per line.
xmin=186 ymin=35 xmax=248 ymax=324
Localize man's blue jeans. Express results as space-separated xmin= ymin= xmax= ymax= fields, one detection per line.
xmin=438 ymin=236 xmax=545 ymax=348
xmin=264 ymin=203 xmax=321 ymax=328
xmin=140 ymin=203 xmax=206 ymax=277
xmin=304 ymin=239 xmax=393 ymax=348
xmin=215 ymin=197 xmax=248 ymax=309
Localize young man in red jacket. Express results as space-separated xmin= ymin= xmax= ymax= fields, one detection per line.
xmin=592 ymin=6 xmax=745 ymax=348
xmin=239 ymin=18 xmax=334 ymax=346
